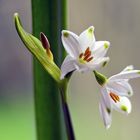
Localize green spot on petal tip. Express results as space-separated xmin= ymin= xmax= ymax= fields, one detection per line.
xmin=104 ymin=42 xmax=109 ymax=49
xmin=121 ymin=105 xmax=127 ymax=112
xmin=138 ymin=71 xmax=140 ymax=74
xmin=88 ymin=27 xmax=94 ymax=34
xmin=102 ymin=61 xmax=107 ymax=67
xmin=63 ymin=32 xmax=69 ymax=37
xmin=106 ymin=108 xmax=111 ymax=114
xmin=127 ymin=69 xmax=132 ymax=71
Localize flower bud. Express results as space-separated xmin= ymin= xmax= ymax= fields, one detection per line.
xmin=40 ymin=32 xmax=54 ymax=61
xmin=93 ymin=70 xmax=107 ymax=86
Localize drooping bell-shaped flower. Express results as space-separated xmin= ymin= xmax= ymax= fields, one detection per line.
xmin=61 ymin=26 xmax=110 ymax=79
xmin=94 ymin=65 xmax=140 ymax=129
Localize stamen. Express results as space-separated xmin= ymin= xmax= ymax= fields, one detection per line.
xmin=84 ymin=49 xmax=91 ymax=56
xmin=79 ymin=53 xmax=84 ymax=58
xmin=110 ymin=93 xmax=120 ymax=103
xmin=86 ymin=57 xmax=93 ymax=62
xmin=83 ymin=51 xmax=91 ymax=60
xmin=85 ymin=47 xmax=90 ymax=55
xmin=79 ymin=47 xmax=93 ymax=63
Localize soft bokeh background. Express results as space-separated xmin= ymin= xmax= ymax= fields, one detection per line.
xmin=1 ymin=0 xmax=140 ymax=140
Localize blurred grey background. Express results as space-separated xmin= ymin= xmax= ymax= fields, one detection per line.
xmin=0 ymin=0 xmax=140 ymax=140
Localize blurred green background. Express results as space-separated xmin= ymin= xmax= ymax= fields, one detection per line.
xmin=1 ymin=0 xmax=140 ymax=140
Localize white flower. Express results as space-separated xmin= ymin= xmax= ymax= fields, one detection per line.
xmin=94 ymin=65 xmax=140 ymax=129
xmin=60 ymin=26 xmax=110 ymax=79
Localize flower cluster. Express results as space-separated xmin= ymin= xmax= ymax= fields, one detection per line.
xmin=14 ymin=13 xmax=140 ymax=129
xmin=60 ymin=26 xmax=140 ymax=129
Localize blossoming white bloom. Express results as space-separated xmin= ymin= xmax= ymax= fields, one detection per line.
xmin=94 ymin=65 xmax=140 ymax=129
xmin=60 ymin=26 xmax=110 ymax=79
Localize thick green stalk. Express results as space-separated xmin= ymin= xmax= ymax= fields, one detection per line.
xmin=31 ymin=0 xmax=67 ymax=140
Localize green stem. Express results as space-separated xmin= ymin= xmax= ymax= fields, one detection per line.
xmin=62 ymin=101 xmax=75 ymax=140
xmin=32 ymin=0 xmax=67 ymax=140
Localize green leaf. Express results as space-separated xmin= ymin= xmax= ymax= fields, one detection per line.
xmin=14 ymin=13 xmax=61 ymax=83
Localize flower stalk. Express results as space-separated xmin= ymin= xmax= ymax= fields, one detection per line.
xmin=61 ymin=99 xmax=75 ymax=140
xmin=60 ymin=83 xmax=75 ymax=140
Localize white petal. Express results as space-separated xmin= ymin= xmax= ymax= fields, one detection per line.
xmin=119 ymin=65 xmax=134 ymax=82
xmin=79 ymin=26 xmax=95 ymax=51
xmin=109 ymin=70 xmax=140 ymax=81
xmin=74 ymin=64 xmax=89 ymax=73
xmin=93 ymin=41 xmax=110 ymax=58
xmin=111 ymin=96 xmax=132 ymax=114
xmin=77 ymin=57 xmax=110 ymax=73
xmin=90 ymin=57 xmax=110 ymax=69
xmin=60 ymin=55 xmax=76 ymax=79
xmin=99 ymin=96 xmax=112 ymax=129
xmin=62 ymin=30 xmax=81 ymax=58
xmin=107 ymin=80 xmax=133 ymax=96
xmin=74 ymin=60 xmax=97 ymax=73
xmin=119 ymin=81 xmax=133 ymax=96
xmin=121 ymin=65 xmax=134 ymax=73
xmin=101 ymin=87 xmax=112 ymax=110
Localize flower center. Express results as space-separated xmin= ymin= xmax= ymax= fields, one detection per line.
xmin=110 ymin=92 xmax=120 ymax=103
xmin=79 ymin=47 xmax=93 ymax=63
